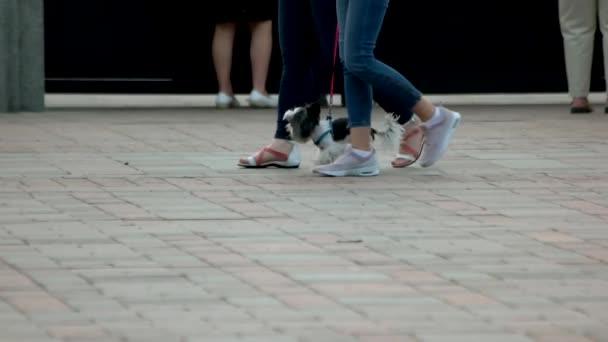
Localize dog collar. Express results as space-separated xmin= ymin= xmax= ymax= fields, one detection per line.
xmin=313 ymin=129 xmax=332 ymax=147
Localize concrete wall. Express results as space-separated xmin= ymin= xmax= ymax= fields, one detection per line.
xmin=0 ymin=0 xmax=45 ymax=113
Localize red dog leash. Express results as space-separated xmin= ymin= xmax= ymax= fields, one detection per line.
xmin=314 ymin=25 xmax=340 ymax=147
xmin=327 ymin=24 xmax=340 ymax=121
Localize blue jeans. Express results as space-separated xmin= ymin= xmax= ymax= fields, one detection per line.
xmin=337 ymin=0 xmax=421 ymax=127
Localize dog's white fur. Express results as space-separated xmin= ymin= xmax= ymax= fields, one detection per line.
xmin=310 ymin=119 xmax=351 ymax=165
xmin=284 ymin=108 xmax=404 ymax=165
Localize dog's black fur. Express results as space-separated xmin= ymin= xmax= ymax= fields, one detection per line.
xmin=288 ymin=102 xmax=380 ymax=142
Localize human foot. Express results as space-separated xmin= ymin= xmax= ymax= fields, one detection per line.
xmin=418 ymin=106 xmax=461 ymax=168
xmin=571 ymin=97 xmax=592 ymax=114
xmin=392 ymin=116 xmax=424 ymax=168
xmin=313 ymin=145 xmax=379 ymax=177
xmin=238 ymin=140 xmax=299 ymax=168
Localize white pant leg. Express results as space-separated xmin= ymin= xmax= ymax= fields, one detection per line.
xmin=559 ymin=0 xmax=598 ymax=97
xmin=599 ymin=0 xmax=608 ymax=94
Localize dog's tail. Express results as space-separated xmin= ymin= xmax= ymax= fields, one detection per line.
xmin=371 ymin=114 xmax=405 ymax=150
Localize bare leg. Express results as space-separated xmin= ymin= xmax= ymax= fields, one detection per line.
xmin=212 ymin=23 xmax=237 ymax=95
xmin=249 ymin=20 xmax=273 ymax=94
xmin=350 ymin=128 xmax=372 ymax=151
xmin=412 ymin=97 xmax=436 ymax=122
xmin=350 ymin=97 xmax=437 ymax=153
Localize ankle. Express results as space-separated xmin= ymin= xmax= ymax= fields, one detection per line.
xmin=352 ymin=148 xmax=373 ymax=158
xmin=412 ymin=97 xmax=436 ymax=121
xmin=351 ymin=143 xmax=371 ymax=151
xmin=422 ymin=107 xmax=442 ymax=128
xmin=271 ymin=139 xmax=293 ymax=152
xmin=252 ymin=88 xmax=269 ymax=96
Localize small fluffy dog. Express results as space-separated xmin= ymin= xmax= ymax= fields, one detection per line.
xmin=283 ymin=102 xmax=404 ymax=165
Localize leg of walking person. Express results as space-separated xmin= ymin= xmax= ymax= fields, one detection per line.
xmin=238 ymin=0 xmax=318 ymax=168
xmin=314 ymin=0 xmax=461 ymax=176
xmin=309 ymin=0 xmax=422 ymax=168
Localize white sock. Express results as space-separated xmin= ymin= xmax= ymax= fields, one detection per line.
xmin=423 ymin=107 xmax=443 ymax=128
xmin=352 ymin=148 xmax=373 ymax=158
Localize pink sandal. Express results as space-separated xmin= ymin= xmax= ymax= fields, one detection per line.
xmin=391 ymin=117 xmax=424 ymax=168
xmin=238 ymin=144 xmax=300 ymax=169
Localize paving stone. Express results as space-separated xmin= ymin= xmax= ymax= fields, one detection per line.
xmin=532 ymin=336 xmax=595 ymax=342
xmin=46 ymin=324 xmax=108 ymax=340
xmin=0 ymin=323 xmax=55 ymax=339
xmin=416 ymin=333 xmax=534 ymax=342
xmin=439 ymin=292 xmax=499 ymax=306
xmin=358 ymin=336 xmax=418 ymax=342
xmin=0 ymin=270 xmax=38 ymax=290
xmin=6 ymin=292 xmax=72 ymax=313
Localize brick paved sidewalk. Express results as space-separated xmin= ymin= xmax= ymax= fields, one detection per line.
xmin=0 ymin=105 xmax=607 ymax=342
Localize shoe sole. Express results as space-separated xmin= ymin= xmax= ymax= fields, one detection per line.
xmin=571 ymin=107 xmax=592 ymax=114
xmin=392 ymin=128 xmax=424 ymax=168
xmin=313 ymin=167 xmax=380 ymax=177
xmin=249 ymin=104 xmax=274 ymax=108
xmin=216 ymin=103 xmax=239 ymax=109
xmin=238 ymin=162 xmax=300 ymax=169
xmin=248 ymin=98 xmax=277 ymax=108
xmin=419 ymin=112 xmax=461 ymax=168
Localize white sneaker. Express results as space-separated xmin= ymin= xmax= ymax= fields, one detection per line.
xmin=248 ymin=90 xmax=278 ymax=108
xmin=418 ymin=106 xmax=461 ymax=167
xmin=216 ymin=92 xmax=240 ymax=109
xmin=313 ymin=145 xmax=380 ymax=177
